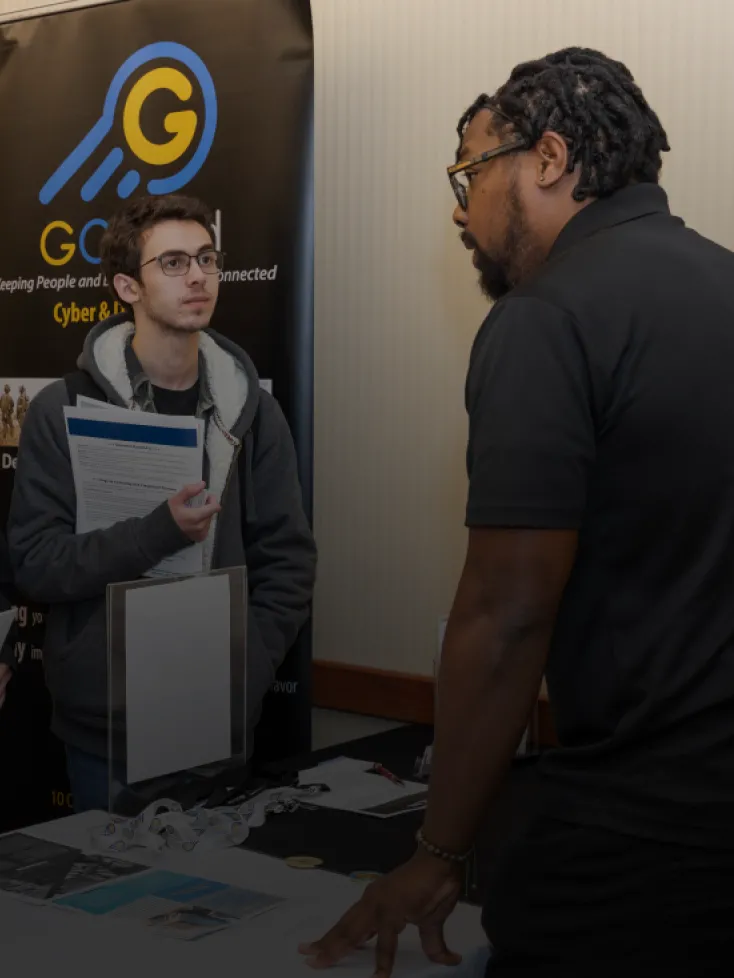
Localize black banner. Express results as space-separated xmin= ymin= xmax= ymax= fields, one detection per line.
xmin=0 ymin=0 xmax=314 ymax=830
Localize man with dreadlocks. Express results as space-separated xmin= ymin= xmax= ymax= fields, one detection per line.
xmin=302 ymin=48 xmax=734 ymax=976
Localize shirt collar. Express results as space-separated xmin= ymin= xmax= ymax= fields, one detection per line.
xmin=124 ymin=335 xmax=216 ymax=415
xmin=549 ymin=183 xmax=673 ymax=259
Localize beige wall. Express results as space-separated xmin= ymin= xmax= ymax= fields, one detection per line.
xmin=312 ymin=0 xmax=734 ymax=677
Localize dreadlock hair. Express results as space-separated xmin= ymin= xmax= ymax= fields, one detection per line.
xmin=457 ymin=48 xmax=670 ymax=202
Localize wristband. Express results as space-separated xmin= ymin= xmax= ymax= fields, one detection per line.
xmin=415 ymin=827 xmax=471 ymax=864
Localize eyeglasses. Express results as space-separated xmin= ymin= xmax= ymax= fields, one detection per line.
xmin=140 ymin=249 xmax=225 ymax=277
xmin=447 ymin=137 xmax=527 ymax=211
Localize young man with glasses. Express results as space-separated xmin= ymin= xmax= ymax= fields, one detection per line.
xmin=7 ymin=194 xmax=317 ymax=812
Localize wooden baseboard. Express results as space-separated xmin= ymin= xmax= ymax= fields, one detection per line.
xmin=312 ymin=660 xmax=559 ymax=747
xmin=312 ymin=660 xmax=434 ymax=724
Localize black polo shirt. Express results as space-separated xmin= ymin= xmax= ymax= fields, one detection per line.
xmin=466 ymin=183 xmax=734 ymax=848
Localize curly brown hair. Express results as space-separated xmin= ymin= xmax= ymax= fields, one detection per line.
xmin=100 ymin=194 xmax=214 ymax=296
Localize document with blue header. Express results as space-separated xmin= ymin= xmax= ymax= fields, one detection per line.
xmin=63 ymin=404 xmax=205 ymax=578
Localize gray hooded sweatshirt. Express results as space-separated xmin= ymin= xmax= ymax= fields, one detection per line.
xmin=7 ymin=316 xmax=317 ymax=759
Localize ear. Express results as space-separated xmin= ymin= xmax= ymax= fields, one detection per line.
xmin=113 ymin=273 xmax=142 ymax=307
xmin=533 ymin=131 xmax=570 ymax=189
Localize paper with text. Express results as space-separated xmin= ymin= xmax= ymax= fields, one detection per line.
xmin=64 ymin=405 xmax=205 ymax=577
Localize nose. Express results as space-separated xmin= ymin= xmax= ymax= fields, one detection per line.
xmin=453 ymin=202 xmax=468 ymax=228
xmin=186 ymin=258 xmax=207 ymax=286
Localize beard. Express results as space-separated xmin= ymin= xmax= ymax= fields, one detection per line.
xmin=160 ymin=317 xmax=209 ymax=335
xmin=148 ymin=302 xmax=213 ymax=336
xmin=463 ymin=181 xmax=545 ymax=302
xmin=470 ymin=245 xmax=513 ymax=302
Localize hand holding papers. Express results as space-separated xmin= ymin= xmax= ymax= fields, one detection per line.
xmin=64 ymin=401 xmax=208 ymax=577
xmin=168 ymin=482 xmax=221 ymax=542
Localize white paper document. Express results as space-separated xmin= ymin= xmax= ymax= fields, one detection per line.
xmin=76 ymin=395 xmax=116 ymax=412
xmin=124 ymin=574 xmax=233 ymax=784
xmin=64 ymin=404 xmax=205 ymax=578
xmin=0 ymin=608 xmax=16 ymax=649
xmin=298 ymin=757 xmax=429 ymax=818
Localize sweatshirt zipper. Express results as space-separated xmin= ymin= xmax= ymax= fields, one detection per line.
xmin=211 ymin=409 xmax=242 ymax=557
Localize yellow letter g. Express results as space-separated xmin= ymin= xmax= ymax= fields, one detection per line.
xmin=41 ymin=221 xmax=75 ymax=266
xmin=123 ymin=67 xmax=198 ymax=166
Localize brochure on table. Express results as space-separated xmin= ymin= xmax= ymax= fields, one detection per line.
xmin=298 ymin=757 xmax=429 ymax=818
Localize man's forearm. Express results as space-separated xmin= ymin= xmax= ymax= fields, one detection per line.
xmin=421 ymin=606 xmax=552 ymax=855
xmin=9 ymin=503 xmax=190 ymax=604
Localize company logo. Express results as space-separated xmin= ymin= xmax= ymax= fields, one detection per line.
xmin=40 ymin=41 xmax=217 ymax=206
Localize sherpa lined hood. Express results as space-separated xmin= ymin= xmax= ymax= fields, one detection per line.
xmin=78 ymin=313 xmax=261 ymax=434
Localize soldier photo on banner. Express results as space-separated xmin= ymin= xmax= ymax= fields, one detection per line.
xmin=0 ymin=379 xmax=53 ymax=448
xmin=0 ymin=385 xmax=14 ymax=446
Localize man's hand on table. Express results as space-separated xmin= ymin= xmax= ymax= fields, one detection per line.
xmin=300 ymin=528 xmax=575 ymax=975
xmin=0 ymin=662 xmax=12 ymax=709
xmin=299 ymin=848 xmax=463 ymax=977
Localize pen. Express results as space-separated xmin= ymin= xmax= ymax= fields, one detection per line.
xmin=370 ymin=763 xmax=405 ymax=787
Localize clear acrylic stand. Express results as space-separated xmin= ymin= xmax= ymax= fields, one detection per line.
xmin=106 ymin=566 xmax=248 ymax=816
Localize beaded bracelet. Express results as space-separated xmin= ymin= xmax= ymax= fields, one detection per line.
xmin=415 ymin=827 xmax=471 ymax=864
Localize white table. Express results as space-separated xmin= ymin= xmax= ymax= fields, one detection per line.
xmin=0 ymin=811 xmax=488 ymax=977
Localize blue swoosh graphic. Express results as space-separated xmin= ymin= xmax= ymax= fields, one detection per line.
xmin=81 ymin=147 xmax=124 ymax=202
xmin=40 ymin=41 xmax=217 ymax=204
xmin=117 ymin=170 xmax=141 ymax=199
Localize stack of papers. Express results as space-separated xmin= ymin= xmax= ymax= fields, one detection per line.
xmin=298 ymin=757 xmax=429 ymax=818
xmin=0 ymin=834 xmax=284 ymax=943
xmin=0 ymin=833 xmax=147 ymax=904
xmin=64 ymin=397 xmax=205 ymax=577
xmin=54 ymin=869 xmax=285 ymax=942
